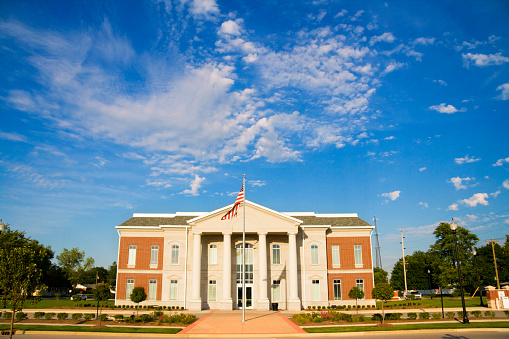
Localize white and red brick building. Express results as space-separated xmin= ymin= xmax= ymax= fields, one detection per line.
xmin=115 ymin=200 xmax=375 ymax=311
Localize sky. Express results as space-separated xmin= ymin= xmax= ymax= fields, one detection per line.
xmin=0 ymin=0 xmax=508 ymax=272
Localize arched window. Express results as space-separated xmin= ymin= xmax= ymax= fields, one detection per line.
xmin=171 ymin=245 xmax=180 ymax=265
xmin=272 ymin=244 xmax=280 ymax=265
xmin=311 ymin=245 xmax=319 ymax=265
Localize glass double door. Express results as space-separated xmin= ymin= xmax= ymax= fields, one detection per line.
xmin=237 ymin=284 xmax=253 ymax=308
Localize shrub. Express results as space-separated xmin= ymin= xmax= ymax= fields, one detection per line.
xmin=372 ymin=313 xmax=383 ymax=321
xmin=153 ymin=311 xmax=164 ymax=317
xmin=504 ymin=310 xmax=509 ymax=317
xmin=419 ymin=312 xmax=430 ymax=319
xmin=72 ymin=313 xmax=82 ymax=320
xmin=386 ymin=313 xmax=402 ymax=320
xmin=407 ymin=312 xmax=417 ymax=320
xmin=484 ymin=311 xmax=495 ymax=318
xmin=45 ymin=313 xmax=56 ymax=320
xmin=140 ymin=314 xmax=153 ymax=322
xmin=114 ymin=314 xmax=124 ymax=321
xmin=34 ymin=312 xmax=45 ymax=319
xmin=451 ymin=291 xmax=461 ymax=297
xmin=430 ymin=293 xmax=437 ymax=298
xmin=472 ymin=310 xmax=483 ymax=318
xmin=16 ymin=312 xmax=28 ymax=320
xmin=57 ymin=313 xmax=68 ymax=320
xmin=406 ymin=294 xmax=415 ymax=300
xmin=100 ymin=314 xmax=108 ymax=321
xmin=3 ymin=312 xmax=12 ymax=320
xmin=446 ymin=312 xmax=455 ymax=319
xmin=458 ymin=311 xmax=469 ymax=318
xmin=307 ymin=306 xmax=311 ymax=310
xmin=84 ymin=314 xmax=94 ymax=321
xmin=312 ymin=306 xmax=316 ymax=310
xmin=432 ymin=312 xmax=441 ymax=319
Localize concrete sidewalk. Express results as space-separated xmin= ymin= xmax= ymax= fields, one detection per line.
xmin=179 ymin=310 xmax=306 ymax=335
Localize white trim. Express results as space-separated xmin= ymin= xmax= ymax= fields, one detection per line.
xmin=160 ymin=225 xmax=190 ymax=228
xmin=132 ymin=212 xmax=206 ymax=218
xmin=118 ymin=269 xmax=163 ymax=274
xmin=330 ymin=226 xmax=375 ymax=230
xmin=300 ymin=225 xmax=331 ymax=228
xmin=327 ymin=269 xmax=373 ymax=274
xmin=283 ymin=212 xmax=358 ymax=218
xmin=116 ymin=226 xmax=161 ymax=229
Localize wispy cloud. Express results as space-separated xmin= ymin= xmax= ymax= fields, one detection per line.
xmin=181 ymin=174 xmax=206 ymax=196
xmin=492 ymin=157 xmax=509 ymax=167
xmin=462 ymin=52 xmax=509 ymax=67
xmin=0 ymin=131 xmax=29 ymax=143
xmin=448 ymin=176 xmax=474 ymax=190
xmin=497 ymin=83 xmax=509 ymax=100
xmin=381 ymin=190 xmax=401 ymax=203
xmin=429 ymin=103 xmax=466 ymax=114
xmin=455 ymin=155 xmax=481 ymax=165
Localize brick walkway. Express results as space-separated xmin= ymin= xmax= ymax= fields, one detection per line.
xmin=179 ymin=310 xmax=306 ymax=335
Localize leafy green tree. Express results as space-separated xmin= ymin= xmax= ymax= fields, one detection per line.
xmin=348 ymin=287 xmax=364 ymax=314
xmin=56 ymin=248 xmax=95 ymax=292
xmin=82 ymin=266 xmax=108 ymax=284
xmin=371 ymin=283 xmax=394 ymax=324
xmin=93 ymin=283 xmax=111 ymax=326
xmin=374 ymin=267 xmax=389 ymax=286
xmin=0 ymin=225 xmax=52 ymax=339
xmin=130 ymin=286 xmax=146 ymax=316
xmin=107 ymin=261 xmax=117 ymax=287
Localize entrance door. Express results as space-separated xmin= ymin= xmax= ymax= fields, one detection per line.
xmin=237 ymin=284 xmax=253 ymax=308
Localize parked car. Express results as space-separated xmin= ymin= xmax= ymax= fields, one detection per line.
xmin=404 ymin=290 xmax=422 ymax=300
xmin=73 ymin=293 xmax=88 ymax=301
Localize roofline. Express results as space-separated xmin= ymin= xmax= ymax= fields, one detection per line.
xmin=132 ymin=212 xmax=206 ymax=218
xmin=283 ymin=212 xmax=359 ymax=218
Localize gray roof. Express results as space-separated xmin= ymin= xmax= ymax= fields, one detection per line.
xmin=119 ymin=215 xmax=371 ymax=227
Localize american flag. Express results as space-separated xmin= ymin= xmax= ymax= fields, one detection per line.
xmin=221 ymin=184 xmax=244 ymax=220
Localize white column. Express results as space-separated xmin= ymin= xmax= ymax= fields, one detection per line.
xmin=220 ymin=232 xmax=233 ymax=310
xmin=258 ymin=232 xmax=270 ymax=310
xmin=189 ymin=232 xmax=202 ymax=311
xmin=287 ymin=231 xmax=301 ymax=311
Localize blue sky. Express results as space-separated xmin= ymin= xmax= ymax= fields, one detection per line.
xmin=1 ymin=0 xmax=508 ymax=271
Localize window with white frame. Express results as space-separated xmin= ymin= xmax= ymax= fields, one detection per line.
xmin=150 ymin=245 xmax=158 ymax=265
xmin=332 ymin=245 xmax=340 ymax=266
xmin=312 ymin=280 xmax=320 ymax=301
xmin=169 ymin=280 xmax=178 ymax=301
xmin=356 ymin=279 xmax=364 ymax=299
xmin=148 ymin=279 xmax=157 ymax=301
xmin=208 ymin=280 xmax=217 ymax=301
xmin=272 ymin=280 xmax=281 ymax=302
xmin=171 ymin=245 xmax=179 ymax=265
xmin=272 ymin=244 xmax=280 ymax=265
xmin=311 ymin=245 xmax=319 ymax=265
xmin=125 ymin=279 xmax=134 ymax=300
xmin=128 ymin=245 xmax=136 ymax=266
xmin=209 ymin=244 xmax=217 ymax=265
xmin=354 ymin=245 xmax=363 ymax=266
xmin=333 ymin=279 xmax=341 ymax=300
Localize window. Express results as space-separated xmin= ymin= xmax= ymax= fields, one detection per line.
xmin=149 ymin=279 xmax=157 ymax=301
xmin=272 ymin=280 xmax=281 ymax=302
xmin=125 ymin=279 xmax=134 ymax=300
xmin=356 ymin=279 xmax=364 ymax=293
xmin=171 ymin=245 xmax=179 ymax=265
xmin=311 ymin=245 xmax=319 ymax=265
xmin=236 ymin=244 xmax=254 ymax=284
xmin=333 ymin=280 xmax=341 ymax=300
xmin=128 ymin=245 xmax=136 ymax=266
xmin=209 ymin=244 xmax=217 ymax=265
xmin=170 ymin=280 xmax=178 ymax=301
xmin=332 ymin=245 xmax=340 ymax=266
xmin=272 ymin=244 xmax=280 ymax=265
xmin=150 ymin=245 xmax=159 ymax=265
xmin=354 ymin=245 xmax=363 ymax=266
xmin=209 ymin=280 xmax=217 ymax=301
xmin=312 ymin=280 xmax=320 ymax=301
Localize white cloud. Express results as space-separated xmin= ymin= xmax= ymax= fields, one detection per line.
xmin=429 ymin=103 xmax=466 ymax=114
xmin=334 ymin=9 xmax=348 ymax=18
xmin=418 ymin=202 xmax=429 ymax=208
xmin=492 ymin=157 xmax=509 ymax=167
xmin=181 ymin=174 xmax=206 ymax=196
xmin=467 ymin=214 xmax=478 ymax=221
xmin=503 ymin=179 xmax=509 ymax=189
xmin=433 ymin=79 xmax=447 ymax=86
xmin=413 ymin=37 xmax=435 ymax=45
xmin=504 ymin=219 xmax=509 ymax=224
xmin=249 ymin=180 xmax=266 ymax=187
xmin=383 ymin=62 xmax=405 ymax=74
xmin=189 ymin=0 xmax=219 ymax=17
xmin=381 ymin=190 xmax=400 ymax=202
xmin=448 ymin=203 xmax=459 ymax=211
xmin=93 ymin=156 xmax=108 ymax=168
xmin=449 ymin=176 xmax=474 ymax=190
xmin=491 ymin=190 xmax=501 ymax=198
xmin=384 ymin=136 xmax=395 ymax=140
xmin=461 ymin=193 xmax=489 ymax=207
xmin=145 ymin=179 xmax=172 ymax=188
xmin=462 ymin=52 xmax=509 ymax=67
xmin=369 ymin=32 xmax=396 ymax=46
xmin=496 ymin=83 xmax=509 ymax=100
xmin=455 ymin=155 xmax=481 ymax=164
xmin=419 ymin=167 xmax=427 ymax=172
xmin=0 ymin=131 xmax=29 ymax=143
xmin=219 ymin=20 xmax=242 ymax=36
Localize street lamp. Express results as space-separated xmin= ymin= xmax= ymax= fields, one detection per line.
xmin=0 ymin=219 xmax=4 ymax=234
xmin=472 ymin=248 xmax=485 ymax=307
xmin=428 ymin=269 xmax=433 ymax=299
xmin=450 ymin=218 xmax=469 ymax=324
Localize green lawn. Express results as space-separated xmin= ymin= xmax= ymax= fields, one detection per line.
xmin=377 ymin=297 xmax=488 ymax=309
xmin=0 ymin=324 xmax=181 ymax=334
xmin=305 ymin=321 xmax=509 ymax=333
xmin=2 ymin=298 xmax=114 ymax=309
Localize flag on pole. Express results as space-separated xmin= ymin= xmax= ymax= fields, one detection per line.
xmin=221 ymin=183 xmax=244 ymax=220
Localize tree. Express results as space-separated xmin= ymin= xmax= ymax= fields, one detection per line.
xmin=107 ymin=262 xmax=117 ymax=287
xmin=93 ymin=283 xmax=111 ymax=326
xmin=56 ymin=248 xmax=95 ymax=292
xmin=348 ymin=287 xmax=364 ymax=314
xmin=82 ymin=266 xmax=108 ymax=285
xmin=0 ymin=225 xmax=52 ymax=339
xmin=374 ymin=267 xmax=389 ymax=286
xmin=130 ymin=287 xmax=146 ymax=316
xmin=371 ymin=283 xmax=394 ymax=324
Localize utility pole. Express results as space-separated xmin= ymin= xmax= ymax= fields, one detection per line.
xmin=374 ymin=216 xmax=382 ymax=269
xmin=401 ymin=230 xmax=408 ymax=294
xmin=486 ymin=238 xmax=501 ymax=289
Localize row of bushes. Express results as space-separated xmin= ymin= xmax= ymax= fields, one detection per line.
xmin=73 ymin=304 xmax=185 ymax=310
xmin=111 ymin=313 xmax=195 ymax=324
xmin=307 ymin=305 xmax=375 ymax=310
xmin=292 ymin=310 xmax=503 ymax=324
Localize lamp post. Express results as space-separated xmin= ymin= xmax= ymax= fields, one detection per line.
xmin=450 ymin=218 xmax=469 ymax=324
xmin=472 ymin=248 xmax=485 ymax=307
xmin=428 ymin=269 xmax=432 ymax=299
xmin=0 ymin=219 xmax=4 ymax=234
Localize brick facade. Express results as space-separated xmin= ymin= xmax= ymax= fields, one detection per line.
xmin=326 ymin=236 xmax=373 ymax=270
xmin=118 ymin=237 xmax=164 ymax=270
xmin=117 ymin=272 xmax=163 ymax=301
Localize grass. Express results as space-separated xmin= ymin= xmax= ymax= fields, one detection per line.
xmin=2 ymin=298 xmax=114 ymax=309
xmin=305 ymin=321 xmax=509 ymax=333
xmin=0 ymin=324 xmax=181 ymax=334
xmin=377 ymin=297 xmax=488 ymax=309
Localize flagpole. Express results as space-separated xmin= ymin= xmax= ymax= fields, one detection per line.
xmin=242 ymin=174 xmax=246 ymax=322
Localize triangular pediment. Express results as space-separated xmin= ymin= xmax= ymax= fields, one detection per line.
xmin=187 ymin=200 xmax=302 ymax=234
